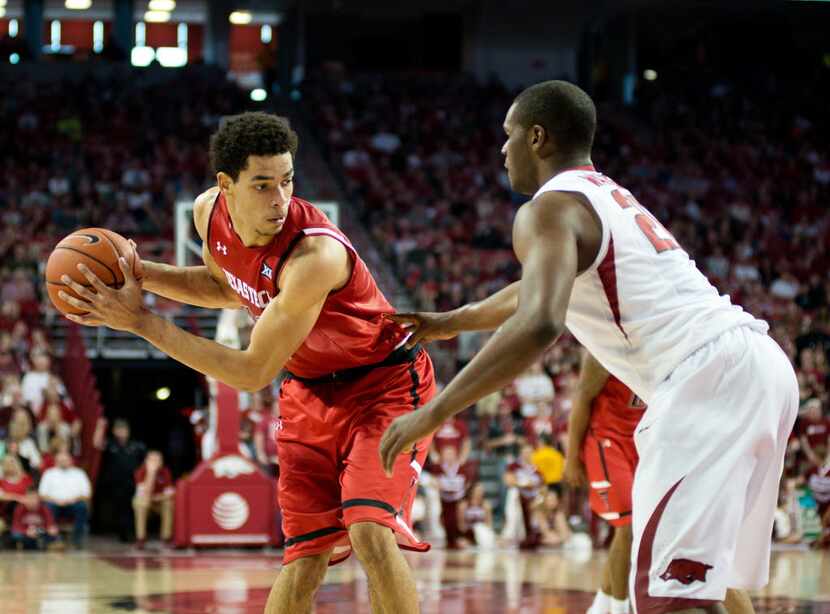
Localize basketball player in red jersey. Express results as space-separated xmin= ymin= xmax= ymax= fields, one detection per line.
xmin=564 ymin=350 xmax=645 ymax=614
xmin=57 ymin=112 xmax=435 ymax=614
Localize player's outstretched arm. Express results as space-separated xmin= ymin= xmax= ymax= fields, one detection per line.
xmin=563 ymin=350 xmax=609 ymax=487
xmin=381 ymin=192 xmax=593 ymax=473
xmin=389 ymin=281 xmax=519 ymax=349
xmin=59 ymin=235 xmax=349 ymax=392
xmin=139 ymin=188 xmax=240 ymax=310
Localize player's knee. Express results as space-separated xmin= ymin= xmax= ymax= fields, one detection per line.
xmin=281 ymin=552 xmax=330 ymax=593
xmin=349 ymin=522 xmax=396 ymax=567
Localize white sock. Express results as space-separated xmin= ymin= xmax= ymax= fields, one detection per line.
xmin=610 ymin=597 xmax=629 ymax=614
xmin=587 ymin=591 xmax=611 ymax=614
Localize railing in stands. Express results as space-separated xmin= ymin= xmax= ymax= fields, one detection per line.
xmin=60 ymin=323 xmax=105 ymax=483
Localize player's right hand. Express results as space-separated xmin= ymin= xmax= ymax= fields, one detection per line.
xmin=563 ymin=456 xmax=587 ymax=488
xmin=385 ymin=311 xmax=460 ymax=349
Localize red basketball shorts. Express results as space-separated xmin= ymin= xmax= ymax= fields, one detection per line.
xmin=582 ymin=428 xmax=638 ymax=527
xmin=277 ymin=349 xmax=436 ymax=566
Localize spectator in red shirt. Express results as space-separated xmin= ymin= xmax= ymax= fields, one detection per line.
xmin=132 ymin=450 xmax=175 ymax=549
xmin=798 ymin=398 xmax=830 ymax=466
xmin=429 ymin=413 xmax=471 ymax=466
xmin=10 ymin=489 xmax=60 ymax=550
xmin=435 ymin=446 xmax=477 ymax=549
xmin=0 ymin=454 xmax=33 ymax=524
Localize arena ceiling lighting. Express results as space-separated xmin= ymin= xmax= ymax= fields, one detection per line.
xmin=65 ymin=0 xmax=92 ymax=9
xmin=229 ymin=11 xmax=252 ymax=25
xmin=156 ymin=47 xmax=187 ymax=67
xmin=144 ymin=10 xmax=171 ymax=22
xmin=148 ymin=0 xmax=176 ymax=11
xmin=131 ymin=45 xmax=155 ymax=66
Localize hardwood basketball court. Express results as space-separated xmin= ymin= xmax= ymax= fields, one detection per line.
xmin=2 ymin=542 xmax=827 ymax=613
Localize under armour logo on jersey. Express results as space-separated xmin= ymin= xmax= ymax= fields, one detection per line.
xmin=216 ymin=241 xmax=228 ymax=256
xmin=261 ymin=262 xmax=273 ymax=279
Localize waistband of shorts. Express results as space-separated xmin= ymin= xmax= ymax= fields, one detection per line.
xmin=285 ymin=344 xmax=421 ymax=386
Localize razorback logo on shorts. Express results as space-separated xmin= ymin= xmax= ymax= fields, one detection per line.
xmin=659 ymin=559 xmax=713 ymax=585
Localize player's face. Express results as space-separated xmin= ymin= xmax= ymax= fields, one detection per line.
xmin=229 ymin=153 xmax=294 ymax=239
xmin=501 ymin=103 xmax=535 ymax=196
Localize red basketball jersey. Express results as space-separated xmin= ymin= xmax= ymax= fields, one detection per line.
xmin=589 ymin=374 xmax=646 ymax=438
xmin=207 ymin=193 xmax=407 ymax=379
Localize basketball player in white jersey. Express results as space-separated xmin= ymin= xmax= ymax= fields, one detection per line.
xmin=380 ymin=80 xmax=798 ymax=614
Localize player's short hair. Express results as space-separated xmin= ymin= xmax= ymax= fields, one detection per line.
xmin=513 ymin=80 xmax=596 ymax=156
xmin=210 ymin=112 xmax=299 ymax=181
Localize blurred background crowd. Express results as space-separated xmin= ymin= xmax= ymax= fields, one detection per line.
xmin=0 ymin=4 xmax=828 ymax=553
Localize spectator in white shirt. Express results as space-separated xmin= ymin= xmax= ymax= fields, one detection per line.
xmin=38 ymin=452 xmax=91 ymax=547
xmin=514 ymin=362 xmax=555 ymax=418
xmin=21 ymin=352 xmax=66 ymax=412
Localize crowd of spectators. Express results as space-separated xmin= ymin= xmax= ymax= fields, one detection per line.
xmin=1 ymin=57 xmax=828 ymax=551
xmin=305 ymin=67 xmax=830 ymax=549
xmin=0 ymin=65 xmax=251 ymax=549
xmin=0 ymin=301 xmax=93 ymax=549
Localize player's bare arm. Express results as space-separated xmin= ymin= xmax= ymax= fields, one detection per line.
xmin=563 ymin=350 xmax=610 ymax=487
xmin=59 ymin=234 xmax=350 ymax=392
xmin=380 ymin=190 xmax=600 ymax=473
xmin=139 ymin=187 xmax=239 ymax=309
xmin=389 ymin=281 xmax=520 ymax=349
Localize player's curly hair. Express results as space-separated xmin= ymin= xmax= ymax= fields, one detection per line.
xmin=209 ymin=112 xmax=299 ymax=181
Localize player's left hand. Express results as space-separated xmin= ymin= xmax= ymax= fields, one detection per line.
xmin=380 ymin=404 xmax=443 ymax=476
xmin=59 ymin=258 xmax=148 ymax=333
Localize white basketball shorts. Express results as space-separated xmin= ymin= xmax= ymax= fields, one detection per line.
xmin=629 ymin=326 xmax=798 ymax=614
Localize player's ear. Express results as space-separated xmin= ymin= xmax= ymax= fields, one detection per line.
xmin=217 ymin=172 xmax=234 ymax=194
xmin=531 ymin=125 xmax=554 ymax=156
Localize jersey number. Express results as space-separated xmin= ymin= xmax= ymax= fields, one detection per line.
xmin=611 ymin=189 xmax=680 ymax=254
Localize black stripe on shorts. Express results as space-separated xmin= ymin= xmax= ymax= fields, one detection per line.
xmin=284 ymin=526 xmax=346 ymax=548
xmin=341 ymin=498 xmax=397 ymax=515
xmin=407 ymin=360 xmax=421 ymax=409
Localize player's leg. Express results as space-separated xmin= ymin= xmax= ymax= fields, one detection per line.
xmin=349 ymin=521 xmax=419 ymax=614
xmin=629 ymin=327 xmax=798 ymax=614
xmin=724 ymin=589 xmax=754 ymax=614
xmin=664 ymin=590 xmax=755 ymax=614
xmin=608 ymin=525 xmax=632 ymax=602
xmin=264 ymin=550 xmax=332 ymax=614
xmin=339 ymin=350 xmax=437 ymax=612
xmin=584 ymin=430 xmax=635 ymax=612
xmin=729 ymin=333 xmax=799 ymax=591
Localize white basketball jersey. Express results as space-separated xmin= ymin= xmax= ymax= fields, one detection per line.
xmin=535 ymin=167 xmax=767 ymax=402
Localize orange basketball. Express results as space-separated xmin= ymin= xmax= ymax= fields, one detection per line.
xmin=45 ymin=228 xmax=144 ymax=316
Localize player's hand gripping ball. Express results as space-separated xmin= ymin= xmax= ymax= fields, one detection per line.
xmin=45 ymin=228 xmax=146 ymax=331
